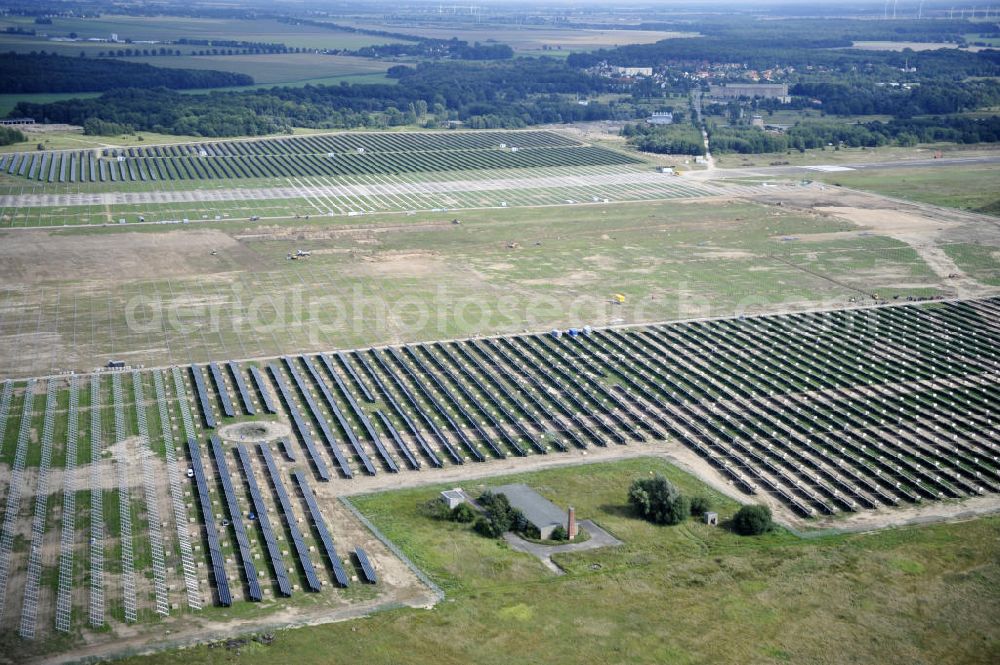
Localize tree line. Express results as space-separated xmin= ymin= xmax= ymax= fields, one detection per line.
xmin=621 ymin=122 xmax=705 ymax=156
xmin=707 ymin=115 xmax=1000 ymax=154
xmin=12 ymin=59 xmax=616 ymax=137
xmin=0 ymin=52 xmax=253 ymax=94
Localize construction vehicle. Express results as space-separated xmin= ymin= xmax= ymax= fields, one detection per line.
xmin=611 ymin=293 xmax=626 ymax=304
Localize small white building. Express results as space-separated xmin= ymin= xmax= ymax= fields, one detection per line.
xmin=440 ymin=489 xmax=465 ymax=510
xmin=647 ymin=112 xmax=674 ymax=125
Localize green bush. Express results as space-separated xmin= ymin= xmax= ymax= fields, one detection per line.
xmin=733 ymin=504 xmax=773 ymax=535
xmin=451 ymin=502 xmax=476 ymax=523
xmin=419 ymin=498 xmax=451 ymax=520
xmin=473 ymin=515 xmax=503 ymax=538
xmin=0 ymin=126 xmax=25 ymax=146
xmin=550 ymin=525 xmax=568 ymax=542
xmin=474 ymin=491 xmax=529 ymax=538
xmin=628 ymin=474 xmax=690 ymax=526
xmin=689 ymin=496 xmax=711 ymax=518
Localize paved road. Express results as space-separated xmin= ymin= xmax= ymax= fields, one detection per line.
xmin=504 ymin=519 xmax=623 ymax=574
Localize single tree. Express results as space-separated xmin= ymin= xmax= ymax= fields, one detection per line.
xmin=733 ymin=504 xmax=773 ymax=535
xmin=628 ymin=474 xmax=689 ymax=525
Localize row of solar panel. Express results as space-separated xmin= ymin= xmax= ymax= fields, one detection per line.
xmin=187 ymin=440 xmax=376 ymax=605
xmin=188 ymin=332 xmax=661 ymax=487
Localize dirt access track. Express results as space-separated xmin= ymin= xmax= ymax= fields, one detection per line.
xmin=749 ymin=187 xmax=1000 ymax=299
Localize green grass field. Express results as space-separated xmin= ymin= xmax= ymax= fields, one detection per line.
xmin=712 ymin=142 xmax=1000 ymax=169
xmin=814 ymin=163 xmax=1000 ymax=214
xmin=943 ymin=243 xmax=1000 ymax=285
xmin=115 ymin=457 xmax=1000 ymax=665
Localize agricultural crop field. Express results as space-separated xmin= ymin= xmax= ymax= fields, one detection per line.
xmin=0 ymin=15 xmax=411 ymax=56
xmin=322 ymin=19 xmax=695 ymax=55
xmin=0 ymin=297 xmax=996 ymax=661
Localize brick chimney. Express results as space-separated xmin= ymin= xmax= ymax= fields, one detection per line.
xmin=567 ymin=506 xmax=577 ymax=541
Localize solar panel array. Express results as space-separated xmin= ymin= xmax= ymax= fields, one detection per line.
xmin=132 ymin=370 xmax=170 ymax=616
xmin=229 ymin=361 xmax=256 ymax=415
xmin=19 ymin=378 xmax=57 ymax=639
xmin=0 ymin=297 xmax=998 ymax=636
xmin=111 ymin=372 xmax=138 ymax=623
xmin=300 ymin=355 xmax=377 ymax=475
xmin=282 ymin=357 xmax=353 ymax=478
xmin=88 ymin=375 xmax=105 ymax=627
xmin=154 ymin=370 xmax=201 ymax=609
xmin=389 ymin=346 xmax=485 ymax=461
xmin=337 ymin=352 xmax=375 ymax=403
xmin=355 ymin=350 xmax=438 ymax=468
xmin=235 ymin=444 xmax=292 ymax=597
xmin=452 ymin=341 xmax=566 ymax=451
xmin=369 ymin=349 xmax=460 ymax=465
xmin=208 ymin=362 xmax=236 ymax=418
xmin=54 ymin=376 xmax=78 ymax=633
xmin=267 ymin=362 xmax=332 ymax=480
xmin=258 ymin=442 xmax=322 ymax=592
xmin=188 ymin=439 xmax=232 ymax=606
xmin=249 ymin=365 xmax=278 ymax=414
xmin=209 ymin=436 xmax=263 ymax=601
xmin=191 ymin=364 xmax=217 ymax=428
xmin=0 ymin=379 xmax=35 ymax=615
xmin=292 ymin=470 xmax=350 ymax=588
xmin=319 ymin=354 xmax=398 ymax=472
xmin=354 ymin=547 xmax=377 ymax=585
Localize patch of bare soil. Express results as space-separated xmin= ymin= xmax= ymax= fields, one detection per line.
xmin=814 ymin=205 xmax=951 ymax=237
xmin=217 ymin=420 xmax=290 ymax=443
xmin=0 ymin=229 xmax=243 ymax=284
xmin=351 ymin=251 xmax=445 ymax=279
xmin=800 ymin=198 xmax=996 ymax=297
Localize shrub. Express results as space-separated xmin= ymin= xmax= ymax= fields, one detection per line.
xmin=418 ymin=498 xmax=451 ymax=521
xmin=550 ymin=525 xmax=568 ymax=541
xmin=473 ymin=515 xmax=503 ymax=538
xmin=733 ymin=504 xmax=773 ymax=535
xmin=689 ymin=496 xmax=711 ymax=518
xmin=628 ymin=474 xmax=689 ymax=525
xmin=472 ymin=491 xmax=535 ymax=538
xmin=451 ymin=502 xmax=476 ymax=523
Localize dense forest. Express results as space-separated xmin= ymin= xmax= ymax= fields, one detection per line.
xmin=0 ymin=52 xmax=253 ymax=93
xmin=707 ymin=116 xmax=1000 ymax=154
xmin=621 ymin=123 xmax=705 ymax=156
xmin=12 ymin=59 xmax=614 ymax=136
